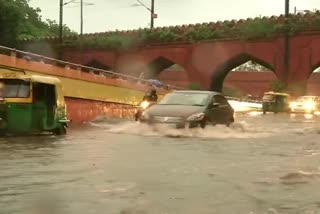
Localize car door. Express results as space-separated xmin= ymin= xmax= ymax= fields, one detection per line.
xmin=209 ymin=95 xmax=232 ymax=124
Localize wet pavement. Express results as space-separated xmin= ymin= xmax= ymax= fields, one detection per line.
xmin=1 ymin=112 xmax=320 ymax=214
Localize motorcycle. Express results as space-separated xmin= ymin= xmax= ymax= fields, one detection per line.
xmin=134 ymin=100 xmax=155 ymax=121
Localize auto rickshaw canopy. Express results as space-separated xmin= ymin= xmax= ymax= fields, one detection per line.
xmin=0 ymin=73 xmax=65 ymax=106
xmin=262 ymin=91 xmax=290 ymax=101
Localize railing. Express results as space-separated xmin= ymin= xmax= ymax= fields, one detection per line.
xmin=0 ymin=45 xmax=182 ymax=91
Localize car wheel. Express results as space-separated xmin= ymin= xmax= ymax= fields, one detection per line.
xmin=200 ymin=119 xmax=207 ymax=129
xmin=226 ymin=118 xmax=234 ymax=127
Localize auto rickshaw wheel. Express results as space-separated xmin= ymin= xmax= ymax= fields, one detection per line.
xmin=262 ymin=103 xmax=267 ymax=114
xmin=0 ymin=130 xmax=6 ymax=137
xmin=54 ymin=124 xmax=67 ymax=135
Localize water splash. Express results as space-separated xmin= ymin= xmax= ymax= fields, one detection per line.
xmin=89 ymin=120 xmax=281 ymax=139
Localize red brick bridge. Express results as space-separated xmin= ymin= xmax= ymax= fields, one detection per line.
xmin=20 ymin=13 xmax=320 ymax=95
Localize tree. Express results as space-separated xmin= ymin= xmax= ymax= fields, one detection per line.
xmin=0 ymin=0 xmax=75 ymax=47
xmin=270 ymin=81 xmax=286 ymax=92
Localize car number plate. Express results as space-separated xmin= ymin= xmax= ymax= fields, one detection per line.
xmin=165 ymin=124 xmax=177 ymax=129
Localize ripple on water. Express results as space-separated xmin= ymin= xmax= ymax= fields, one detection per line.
xmin=279 ymin=170 xmax=320 ymax=185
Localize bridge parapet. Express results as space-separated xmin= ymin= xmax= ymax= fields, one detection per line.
xmin=20 ymin=12 xmax=320 ymax=50
xmin=0 ymin=45 xmax=180 ymax=94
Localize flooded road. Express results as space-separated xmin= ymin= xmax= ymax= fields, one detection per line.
xmin=1 ymin=113 xmax=320 ymax=214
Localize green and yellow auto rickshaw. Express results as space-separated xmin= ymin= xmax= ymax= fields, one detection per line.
xmin=262 ymin=91 xmax=291 ymax=114
xmin=0 ymin=72 xmax=69 ymax=136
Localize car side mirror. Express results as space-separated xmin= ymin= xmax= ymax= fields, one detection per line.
xmin=211 ymin=103 xmax=220 ymax=108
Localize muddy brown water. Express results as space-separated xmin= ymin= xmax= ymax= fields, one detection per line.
xmin=1 ymin=112 xmax=320 ymax=214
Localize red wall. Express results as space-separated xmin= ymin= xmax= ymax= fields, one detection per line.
xmin=159 ymin=70 xmax=320 ymax=97
xmin=66 ymin=97 xmax=136 ymax=123
xmin=59 ymin=31 xmax=320 ymax=94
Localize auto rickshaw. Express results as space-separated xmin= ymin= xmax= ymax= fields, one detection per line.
xmin=262 ymin=91 xmax=291 ymax=114
xmin=0 ymin=72 xmax=69 ymax=136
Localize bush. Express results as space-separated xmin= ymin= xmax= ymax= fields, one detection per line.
xmin=270 ymin=81 xmax=286 ymax=92
xmin=142 ymin=30 xmax=178 ymax=43
xmin=184 ymin=26 xmax=223 ymax=41
xmin=63 ymin=34 xmax=138 ymax=49
xmin=56 ymin=13 xmax=320 ymax=50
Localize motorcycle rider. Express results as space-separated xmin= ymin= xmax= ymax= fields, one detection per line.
xmin=142 ymin=88 xmax=158 ymax=102
xmin=135 ymin=88 xmax=158 ymax=121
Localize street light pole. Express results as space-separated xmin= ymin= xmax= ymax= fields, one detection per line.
xmin=59 ymin=0 xmax=63 ymax=44
xmin=150 ymin=0 xmax=155 ymax=29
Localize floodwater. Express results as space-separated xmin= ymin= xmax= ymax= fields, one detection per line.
xmin=1 ymin=112 xmax=320 ymax=214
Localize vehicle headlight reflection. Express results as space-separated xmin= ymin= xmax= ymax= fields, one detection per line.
xmin=187 ymin=113 xmax=205 ymax=122
xmin=290 ymin=102 xmax=297 ymax=109
xmin=140 ymin=101 xmax=150 ymax=110
xmin=304 ymin=101 xmax=315 ymax=111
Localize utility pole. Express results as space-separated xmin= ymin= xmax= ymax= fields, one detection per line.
xmin=150 ymin=0 xmax=155 ymax=29
xmin=59 ymin=0 xmax=63 ymax=44
xmin=134 ymin=0 xmax=156 ymax=29
xmin=80 ymin=0 xmax=83 ymax=35
xmin=284 ymin=0 xmax=290 ymax=81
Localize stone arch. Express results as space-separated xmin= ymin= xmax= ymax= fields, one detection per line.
xmin=83 ymin=60 xmax=112 ymax=74
xmin=144 ymin=56 xmax=187 ymax=79
xmin=307 ymin=63 xmax=320 ymax=95
xmin=210 ymin=53 xmax=275 ymax=92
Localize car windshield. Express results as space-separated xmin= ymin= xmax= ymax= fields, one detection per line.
xmin=158 ymin=92 xmax=209 ymax=106
xmin=0 ymin=79 xmax=30 ymax=98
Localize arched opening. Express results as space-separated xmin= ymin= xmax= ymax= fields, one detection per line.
xmin=83 ymin=60 xmax=112 ymax=74
xmin=142 ymin=57 xmax=188 ymax=87
xmin=211 ymin=53 xmax=277 ymax=98
xmin=307 ymin=66 xmax=320 ymax=96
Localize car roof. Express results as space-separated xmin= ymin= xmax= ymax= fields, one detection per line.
xmin=172 ymin=90 xmax=222 ymax=95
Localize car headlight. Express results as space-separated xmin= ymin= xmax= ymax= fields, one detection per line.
xmin=140 ymin=101 xmax=150 ymax=110
xmin=187 ymin=113 xmax=205 ymax=122
xmin=290 ymin=102 xmax=297 ymax=109
xmin=304 ymin=101 xmax=315 ymax=110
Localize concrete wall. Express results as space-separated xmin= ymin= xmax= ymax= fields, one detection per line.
xmin=0 ymin=54 xmax=170 ymax=122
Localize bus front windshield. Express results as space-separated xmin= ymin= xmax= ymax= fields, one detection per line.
xmin=0 ymin=79 xmax=30 ymax=98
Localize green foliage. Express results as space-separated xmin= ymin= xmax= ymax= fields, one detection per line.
xmin=187 ymin=82 xmax=204 ymax=90
xmin=238 ymin=18 xmax=283 ymax=39
xmin=17 ymin=10 xmax=320 ymax=50
xmin=183 ymin=26 xmax=223 ymax=41
xmin=142 ymin=29 xmax=179 ymax=42
xmin=63 ymin=34 xmax=137 ymax=49
xmin=270 ymin=81 xmax=286 ymax=92
xmin=0 ymin=0 xmax=75 ymax=47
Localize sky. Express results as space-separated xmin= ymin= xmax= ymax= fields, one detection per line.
xmin=29 ymin=0 xmax=320 ymax=34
